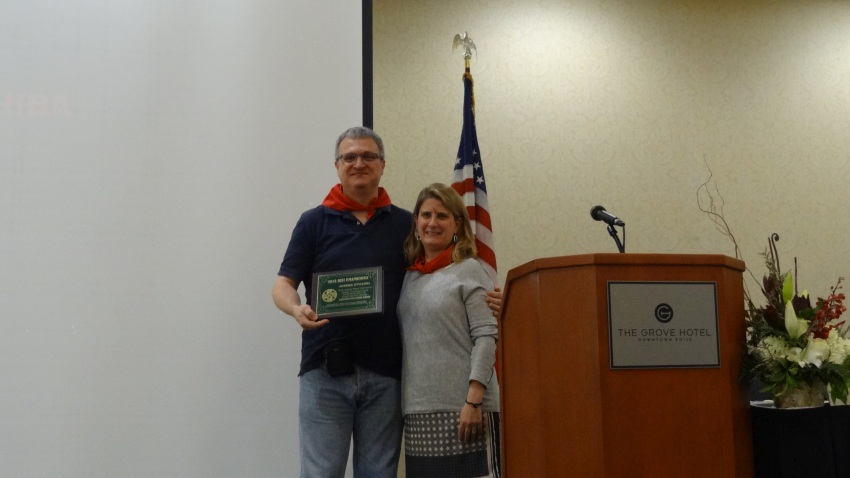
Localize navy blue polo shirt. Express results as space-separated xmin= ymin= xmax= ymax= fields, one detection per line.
xmin=278 ymin=203 xmax=412 ymax=378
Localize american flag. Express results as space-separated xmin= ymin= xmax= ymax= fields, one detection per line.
xmin=452 ymin=71 xmax=497 ymax=284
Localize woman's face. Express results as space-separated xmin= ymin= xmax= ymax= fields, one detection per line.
xmin=416 ymin=198 xmax=459 ymax=259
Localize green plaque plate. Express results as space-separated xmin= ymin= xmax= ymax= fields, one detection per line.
xmin=312 ymin=267 xmax=383 ymax=318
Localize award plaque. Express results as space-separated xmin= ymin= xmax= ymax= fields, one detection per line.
xmin=311 ymin=267 xmax=383 ymax=318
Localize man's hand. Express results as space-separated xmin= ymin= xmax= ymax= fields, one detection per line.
xmin=291 ymin=304 xmax=329 ymax=330
xmin=273 ymin=276 xmax=329 ymax=330
xmin=486 ymin=287 xmax=502 ymax=317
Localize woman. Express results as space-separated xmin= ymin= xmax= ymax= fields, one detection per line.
xmin=397 ymin=183 xmax=501 ymax=478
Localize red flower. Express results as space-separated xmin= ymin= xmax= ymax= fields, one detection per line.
xmin=810 ymin=289 xmax=845 ymax=340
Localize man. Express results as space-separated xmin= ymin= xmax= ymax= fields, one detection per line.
xmin=273 ymin=126 xmax=500 ymax=477
xmin=273 ymin=126 xmax=407 ymax=478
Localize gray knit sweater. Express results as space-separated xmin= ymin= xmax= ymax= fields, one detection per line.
xmin=397 ymin=258 xmax=500 ymax=414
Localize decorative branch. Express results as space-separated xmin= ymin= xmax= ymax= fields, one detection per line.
xmin=696 ymin=160 xmax=761 ymax=299
xmin=696 ymin=160 xmax=740 ymax=259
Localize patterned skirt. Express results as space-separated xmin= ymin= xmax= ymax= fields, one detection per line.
xmin=404 ymin=411 xmax=501 ymax=478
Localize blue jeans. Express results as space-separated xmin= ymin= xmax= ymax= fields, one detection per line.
xmin=299 ymin=365 xmax=402 ymax=478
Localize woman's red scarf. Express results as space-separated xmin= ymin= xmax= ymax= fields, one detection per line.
xmin=408 ymin=245 xmax=454 ymax=274
xmin=321 ymin=184 xmax=392 ymax=219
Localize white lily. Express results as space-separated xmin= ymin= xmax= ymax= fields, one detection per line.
xmin=784 ymin=301 xmax=808 ymax=339
xmin=800 ymin=338 xmax=830 ymax=367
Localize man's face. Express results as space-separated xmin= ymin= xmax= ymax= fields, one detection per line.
xmin=335 ymin=137 xmax=385 ymax=196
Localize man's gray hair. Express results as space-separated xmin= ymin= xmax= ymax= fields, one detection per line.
xmin=335 ymin=126 xmax=385 ymax=160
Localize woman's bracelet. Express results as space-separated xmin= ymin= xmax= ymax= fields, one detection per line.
xmin=465 ymin=400 xmax=483 ymax=408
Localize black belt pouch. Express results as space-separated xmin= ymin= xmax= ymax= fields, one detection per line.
xmin=324 ymin=339 xmax=355 ymax=377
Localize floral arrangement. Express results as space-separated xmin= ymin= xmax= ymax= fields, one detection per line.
xmin=697 ymin=170 xmax=850 ymax=406
xmin=740 ymin=234 xmax=850 ymax=405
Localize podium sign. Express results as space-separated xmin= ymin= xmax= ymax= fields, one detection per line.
xmin=607 ymin=281 xmax=720 ymax=369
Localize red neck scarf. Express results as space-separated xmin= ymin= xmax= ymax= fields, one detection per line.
xmin=408 ymin=245 xmax=455 ymax=274
xmin=321 ymin=184 xmax=392 ymax=219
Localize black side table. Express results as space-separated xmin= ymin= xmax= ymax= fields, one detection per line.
xmin=751 ymin=403 xmax=850 ymax=478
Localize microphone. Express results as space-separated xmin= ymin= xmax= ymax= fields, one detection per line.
xmin=590 ymin=205 xmax=625 ymax=227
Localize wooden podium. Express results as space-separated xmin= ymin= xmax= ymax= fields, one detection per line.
xmin=498 ymin=254 xmax=753 ymax=477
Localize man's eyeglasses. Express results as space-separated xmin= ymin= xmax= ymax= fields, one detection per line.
xmin=337 ymin=152 xmax=382 ymax=163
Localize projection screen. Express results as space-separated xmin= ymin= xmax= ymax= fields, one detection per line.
xmin=0 ymin=1 xmax=367 ymax=476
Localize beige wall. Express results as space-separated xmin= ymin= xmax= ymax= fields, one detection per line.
xmin=374 ymin=0 xmax=850 ymax=298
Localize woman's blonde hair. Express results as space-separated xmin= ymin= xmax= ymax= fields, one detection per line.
xmin=403 ymin=183 xmax=477 ymax=264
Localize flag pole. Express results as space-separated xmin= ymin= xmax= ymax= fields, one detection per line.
xmin=451 ymin=33 xmax=500 ymax=380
